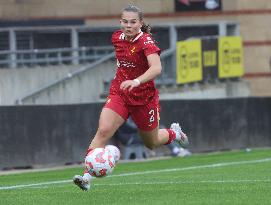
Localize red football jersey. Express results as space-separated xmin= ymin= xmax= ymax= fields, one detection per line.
xmin=110 ymin=30 xmax=161 ymax=105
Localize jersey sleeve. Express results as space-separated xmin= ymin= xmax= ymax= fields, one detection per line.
xmin=111 ymin=30 xmax=123 ymax=46
xmin=142 ymin=34 xmax=161 ymax=57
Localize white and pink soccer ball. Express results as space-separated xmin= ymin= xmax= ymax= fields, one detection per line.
xmin=85 ymin=148 xmax=115 ymax=177
xmin=105 ymin=145 xmax=121 ymax=163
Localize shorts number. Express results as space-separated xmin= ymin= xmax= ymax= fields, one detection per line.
xmin=149 ymin=109 xmax=155 ymax=123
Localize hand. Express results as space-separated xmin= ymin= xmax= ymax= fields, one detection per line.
xmin=120 ymin=79 xmax=140 ymax=92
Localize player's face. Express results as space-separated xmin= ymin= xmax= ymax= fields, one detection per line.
xmin=120 ymin=11 xmax=143 ymax=40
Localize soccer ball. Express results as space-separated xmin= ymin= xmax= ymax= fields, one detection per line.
xmin=105 ymin=145 xmax=121 ymax=163
xmin=85 ymin=148 xmax=115 ymax=177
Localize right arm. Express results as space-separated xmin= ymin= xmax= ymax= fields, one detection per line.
xmin=120 ymin=52 xmax=161 ymax=91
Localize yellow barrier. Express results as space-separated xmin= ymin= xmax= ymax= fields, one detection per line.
xmin=203 ymin=50 xmax=217 ymax=67
xmin=176 ymin=39 xmax=203 ymax=84
xmin=176 ymin=36 xmax=244 ymax=84
xmin=218 ymin=36 xmax=244 ymax=78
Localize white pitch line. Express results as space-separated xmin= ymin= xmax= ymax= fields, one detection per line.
xmin=0 ymin=180 xmax=71 ymax=190
xmin=107 ymin=157 xmax=271 ymax=178
xmin=0 ymin=157 xmax=270 ymax=190
xmin=94 ymin=179 xmax=271 ymax=187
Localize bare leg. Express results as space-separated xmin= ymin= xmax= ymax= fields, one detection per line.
xmin=73 ymin=108 xmax=125 ymax=191
xmin=139 ymin=127 xmax=170 ymax=150
xmin=90 ymin=108 xmax=125 ymax=148
xmin=139 ymin=125 xmax=188 ymax=150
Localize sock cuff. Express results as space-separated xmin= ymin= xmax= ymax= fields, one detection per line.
xmin=85 ymin=148 xmax=93 ymax=157
xmin=164 ymin=129 xmax=176 ymax=145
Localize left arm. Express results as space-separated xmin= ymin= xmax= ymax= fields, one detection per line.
xmin=120 ymin=53 xmax=162 ymax=91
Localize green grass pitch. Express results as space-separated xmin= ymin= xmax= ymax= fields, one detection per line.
xmin=1 ymin=148 xmax=271 ymax=205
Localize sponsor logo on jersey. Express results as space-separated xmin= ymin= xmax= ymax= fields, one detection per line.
xmin=144 ymin=37 xmax=154 ymax=45
xmin=116 ymin=59 xmax=136 ymax=68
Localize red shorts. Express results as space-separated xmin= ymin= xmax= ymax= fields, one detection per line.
xmin=104 ymin=94 xmax=160 ymax=131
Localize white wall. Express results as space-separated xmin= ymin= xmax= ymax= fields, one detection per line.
xmin=0 ymin=61 xmax=115 ymax=105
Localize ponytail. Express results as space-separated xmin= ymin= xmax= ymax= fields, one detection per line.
xmin=141 ymin=22 xmax=152 ymax=34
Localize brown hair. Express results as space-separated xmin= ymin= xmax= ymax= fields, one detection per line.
xmin=122 ymin=4 xmax=152 ymax=34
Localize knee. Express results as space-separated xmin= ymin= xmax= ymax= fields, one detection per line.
xmin=96 ymin=125 xmax=113 ymax=139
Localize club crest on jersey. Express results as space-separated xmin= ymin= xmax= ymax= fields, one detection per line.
xmin=130 ymin=46 xmax=136 ymax=54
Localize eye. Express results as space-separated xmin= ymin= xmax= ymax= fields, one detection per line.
xmin=122 ymin=20 xmax=128 ymax=24
xmin=121 ymin=19 xmax=138 ymax=24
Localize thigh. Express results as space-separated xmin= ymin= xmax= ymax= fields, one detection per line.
xmin=104 ymin=95 xmax=129 ymax=120
xmin=91 ymin=95 xmax=128 ymax=146
xmin=91 ymin=107 xmax=126 ymax=148
xmin=130 ymin=94 xmax=160 ymax=132
xmin=98 ymin=107 xmax=126 ymax=133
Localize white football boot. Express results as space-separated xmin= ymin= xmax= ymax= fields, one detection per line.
xmin=170 ymin=123 xmax=189 ymax=148
xmin=73 ymin=175 xmax=90 ymax=191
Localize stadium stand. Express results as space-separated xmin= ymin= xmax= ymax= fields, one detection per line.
xmin=0 ymin=0 xmax=270 ymax=106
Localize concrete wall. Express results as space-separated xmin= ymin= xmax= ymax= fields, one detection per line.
xmin=236 ymin=0 xmax=271 ymax=10
xmin=159 ymin=80 xmax=250 ymax=100
xmin=0 ymin=0 xmax=174 ymax=19
xmin=0 ymin=65 xmax=76 ymax=105
xmin=1 ymin=0 xmax=271 ymax=19
xmin=0 ymin=59 xmax=116 ymax=105
xmin=0 ymin=97 xmax=270 ymax=169
xmin=21 ymin=60 xmax=116 ymax=105
xmin=0 ymin=65 xmax=251 ymax=105
xmin=222 ymin=0 xmax=271 ymax=10
xmin=246 ymin=77 xmax=271 ymax=97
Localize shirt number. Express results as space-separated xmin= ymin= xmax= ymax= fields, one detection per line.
xmin=149 ymin=109 xmax=155 ymax=123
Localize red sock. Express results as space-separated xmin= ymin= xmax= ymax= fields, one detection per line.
xmin=164 ymin=129 xmax=176 ymax=145
xmin=85 ymin=148 xmax=93 ymax=157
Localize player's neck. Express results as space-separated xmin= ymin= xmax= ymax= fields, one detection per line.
xmin=124 ymin=29 xmax=142 ymax=42
xmin=125 ymin=36 xmax=134 ymax=42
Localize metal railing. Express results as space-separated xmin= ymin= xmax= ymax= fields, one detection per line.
xmin=15 ymin=51 xmax=116 ymax=104
xmin=15 ymin=47 xmax=175 ymax=104
xmin=158 ymin=47 xmax=176 ymax=85
xmin=0 ymin=46 xmax=114 ymax=68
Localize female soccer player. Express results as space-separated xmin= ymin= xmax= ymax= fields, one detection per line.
xmin=73 ymin=4 xmax=188 ymax=191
